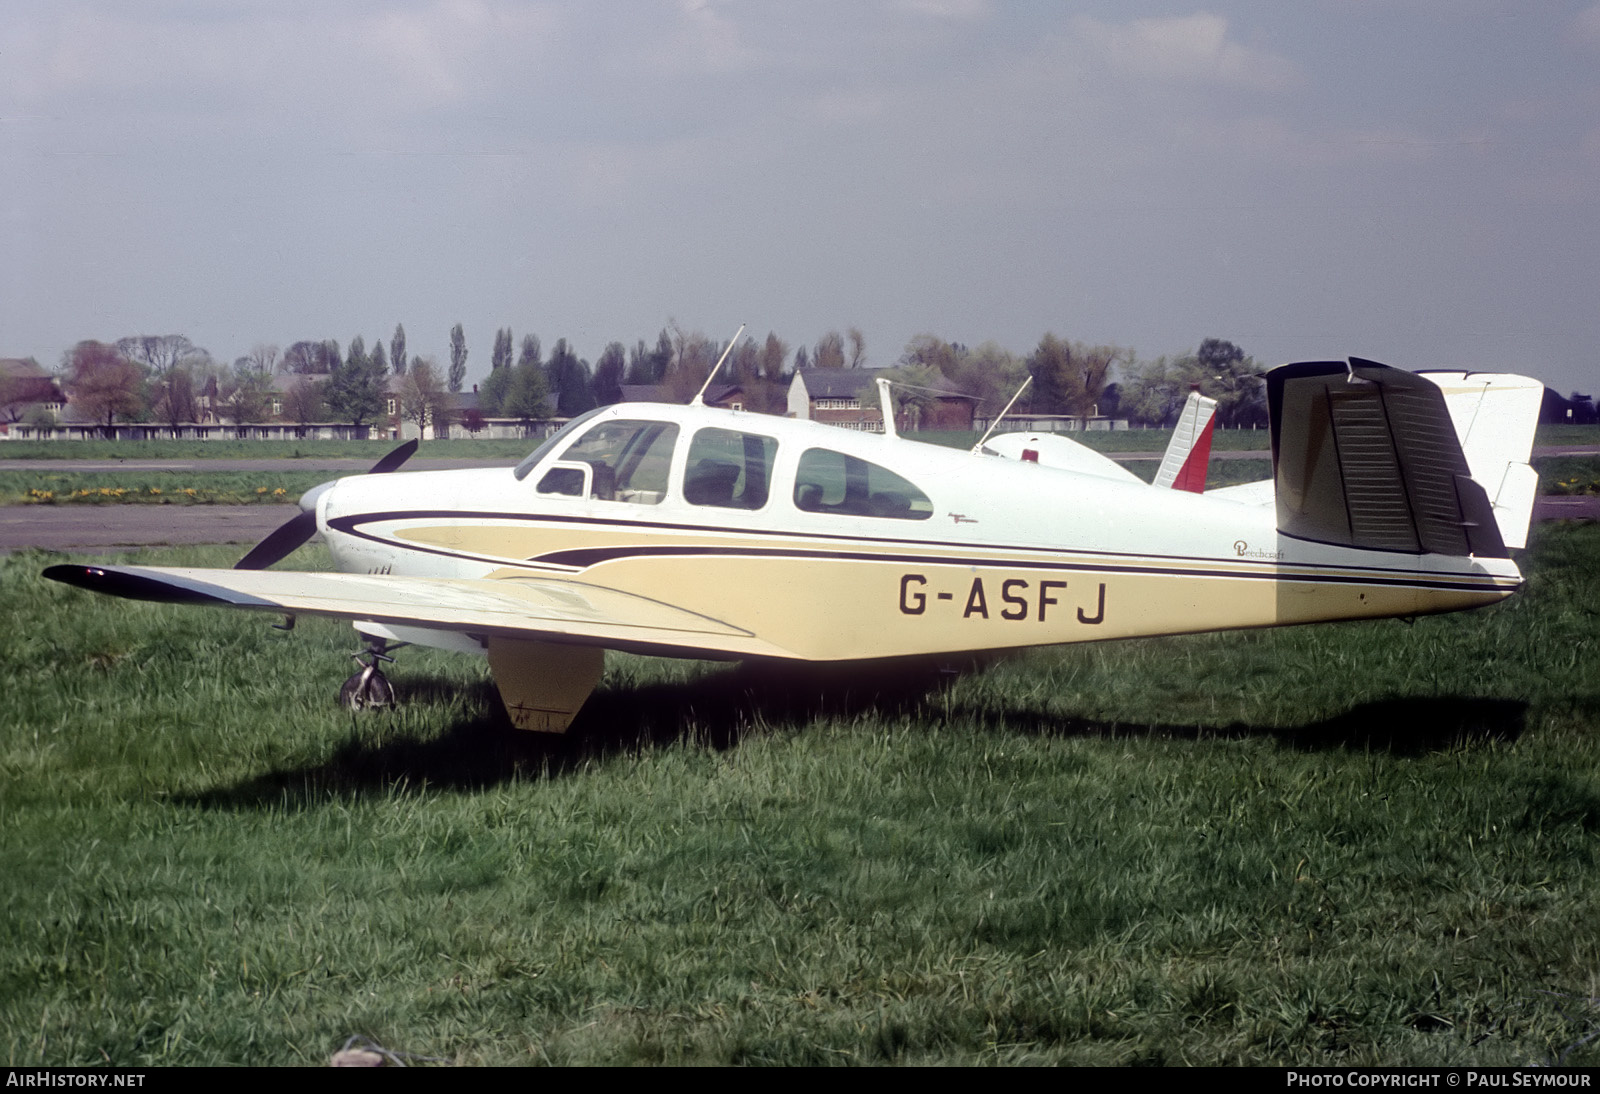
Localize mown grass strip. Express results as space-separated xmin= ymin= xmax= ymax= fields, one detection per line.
xmin=0 ymin=470 xmax=337 ymax=506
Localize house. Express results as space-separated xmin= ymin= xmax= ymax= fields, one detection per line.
xmin=787 ymin=368 xmax=976 ymax=432
xmin=0 ymin=358 xmax=67 ymax=433
xmin=618 ymin=383 xmax=743 ymax=410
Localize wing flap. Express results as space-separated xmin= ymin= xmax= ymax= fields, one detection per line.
xmin=43 ymin=564 xmax=784 ymax=659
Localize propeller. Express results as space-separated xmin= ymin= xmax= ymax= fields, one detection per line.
xmin=234 ymin=439 xmax=418 ymax=570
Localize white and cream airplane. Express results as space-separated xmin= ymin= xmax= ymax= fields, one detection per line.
xmin=44 ymin=358 xmax=1544 ymax=733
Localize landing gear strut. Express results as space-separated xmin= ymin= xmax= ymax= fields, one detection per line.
xmin=340 ymin=638 xmax=404 ymax=711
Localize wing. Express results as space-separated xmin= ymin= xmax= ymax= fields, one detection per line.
xmin=42 ymin=564 xmax=786 ymax=660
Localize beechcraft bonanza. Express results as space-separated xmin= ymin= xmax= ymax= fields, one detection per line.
xmin=45 ymin=357 xmax=1544 ymax=734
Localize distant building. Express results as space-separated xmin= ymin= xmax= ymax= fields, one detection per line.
xmin=787 ymin=368 xmax=975 ymax=432
xmin=618 ymin=383 xmax=743 ymax=410
xmin=0 ymin=358 xmax=67 ymax=429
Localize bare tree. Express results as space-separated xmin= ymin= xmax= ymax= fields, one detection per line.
xmin=814 ymin=331 xmax=846 ymax=370
xmin=759 ymin=332 xmax=789 ymax=380
xmin=248 ymin=344 xmax=280 ymax=374
xmin=118 ymin=334 xmax=208 ymax=433
xmin=847 ymin=327 xmax=867 ymax=369
xmin=63 ymin=341 xmax=143 ymax=436
xmin=282 ymin=375 xmax=325 ymax=435
xmin=397 ymin=357 xmax=449 ymax=437
xmin=222 ymin=359 xmax=272 ymax=436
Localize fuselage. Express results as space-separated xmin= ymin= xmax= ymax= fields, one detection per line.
xmin=316 ymin=403 xmax=1521 ymax=662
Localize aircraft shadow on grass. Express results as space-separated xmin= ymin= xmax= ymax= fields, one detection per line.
xmin=187 ymin=659 xmax=1530 ymax=810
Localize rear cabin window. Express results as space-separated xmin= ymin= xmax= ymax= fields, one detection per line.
xmin=793 ymin=448 xmax=933 ymax=520
xmin=537 ymin=419 xmax=678 ymax=504
xmin=684 ymin=427 xmax=778 ymax=510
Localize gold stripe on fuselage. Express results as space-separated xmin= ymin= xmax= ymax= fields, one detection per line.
xmin=369 ymin=517 xmax=1515 ymax=662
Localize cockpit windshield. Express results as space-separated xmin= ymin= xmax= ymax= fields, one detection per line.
xmin=511 ymin=407 xmax=607 ymax=481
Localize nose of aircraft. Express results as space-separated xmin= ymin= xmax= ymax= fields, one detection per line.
xmin=298 ymin=479 xmax=336 ymax=514
xmin=235 ymin=439 xmax=417 ymax=570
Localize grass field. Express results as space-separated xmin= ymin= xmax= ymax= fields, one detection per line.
xmin=3 ymin=440 xmax=1594 ymax=507
xmin=0 ymin=437 xmax=535 ymax=461
xmin=3 ymin=523 xmax=1598 ymax=1066
xmin=2 ymin=424 xmax=1595 ymax=462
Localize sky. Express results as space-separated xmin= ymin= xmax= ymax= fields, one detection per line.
xmin=2 ymin=1 xmax=1597 ymax=396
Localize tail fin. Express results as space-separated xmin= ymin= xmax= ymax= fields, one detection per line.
xmin=1418 ymin=371 xmax=1543 ymax=550
xmin=1269 ymin=358 xmax=1509 ymax=559
xmin=1153 ymin=390 xmax=1218 ymax=492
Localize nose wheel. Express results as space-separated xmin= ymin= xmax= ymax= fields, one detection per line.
xmin=340 ymin=640 xmax=402 ymax=711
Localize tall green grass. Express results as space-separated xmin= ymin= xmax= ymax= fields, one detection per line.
xmin=3 ymin=528 xmax=1599 ymax=1065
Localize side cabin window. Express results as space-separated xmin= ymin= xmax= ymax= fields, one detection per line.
xmin=537 ymin=418 xmax=678 ymax=504
xmin=684 ymin=427 xmax=778 ymax=510
xmin=793 ymin=448 xmax=933 ymax=520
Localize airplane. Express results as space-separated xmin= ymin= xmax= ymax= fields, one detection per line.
xmin=42 ymin=357 xmax=1544 ymax=735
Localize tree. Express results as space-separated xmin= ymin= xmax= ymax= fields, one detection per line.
xmin=760 ymin=332 xmax=789 ymax=380
xmin=391 ymin=324 xmax=408 ymax=377
xmin=63 ymin=341 xmax=143 ymax=436
xmin=396 ymin=358 xmax=448 ymax=437
xmin=247 ymin=344 xmax=279 ymax=374
xmin=1027 ymin=335 xmax=1123 ymax=419
xmin=324 ymin=343 xmax=388 ymax=433
xmin=1118 ymin=340 xmax=1266 ymax=427
xmin=664 ymin=323 xmax=719 ymax=402
xmin=547 ymin=338 xmax=595 ymax=416
xmin=880 ymin=362 xmax=943 ymax=431
xmin=592 ymin=342 xmax=626 ymax=406
xmin=150 ymin=363 xmax=199 ymax=431
xmin=283 ymin=340 xmax=332 ymax=374
xmin=492 ymin=328 xmax=513 ymax=372
xmin=502 ymin=360 xmax=552 ymax=424
xmin=116 ymin=334 xmax=200 ymax=378
xmin=814 ymin=330 xmax=846 ymax=370
xmin=624 ymin=333 xmax=669 ymax=385
xmin=1194 ymin=338 xmax=1267 ymax=427
xmin=282 ymin=375 xmax=324 ymax=434
xmin=370 ymin=340 xmax=388 ymax=375
xmin=117 ymin=334 xmax=208 ymax=433
xmin=518 ymin=334 xmax=542 ymax=370
xmin=902 ymin=337 xmax=1026 ymax=419
xmin=847 ymin=327 xmax=867 ymax=369
xmin=221 ymin=358 xmax=272 ymax=436
xmin=448 ymin=323 xmax=467 ymax=393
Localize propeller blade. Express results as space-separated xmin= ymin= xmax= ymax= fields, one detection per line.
xmin=234 ymin=508 xmax=319 ymax=571
xmin=368 ymin=439 xmax=418 ymax=475
xmin=233 ymin=440 xmax=417 ymax=571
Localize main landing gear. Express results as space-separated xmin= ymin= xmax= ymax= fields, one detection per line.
xmin=340 ymin=637 xmax=407 ymax=711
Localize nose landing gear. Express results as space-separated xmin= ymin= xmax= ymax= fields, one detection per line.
xmin=340 ymin=638 xmax=405 ymax=711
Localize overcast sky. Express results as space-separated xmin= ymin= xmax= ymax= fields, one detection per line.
xmin=3 ymin=1 xmax=1597 ymax=395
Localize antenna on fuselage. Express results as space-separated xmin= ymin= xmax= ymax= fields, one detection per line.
xmin=691 ymin=324 xmax=747 ymax=407
xmin=970 ymin=375 xmax=1033 ymax=454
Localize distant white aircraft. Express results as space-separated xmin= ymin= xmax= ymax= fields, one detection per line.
xmin=46 ymin=358 xmax=1544 ymax=734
